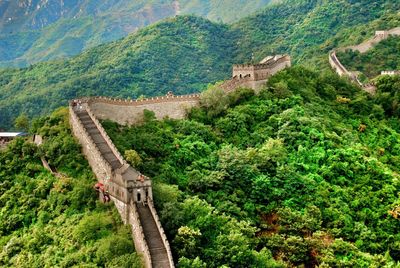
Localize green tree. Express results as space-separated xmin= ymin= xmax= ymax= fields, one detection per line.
xmin=14 ymin=113 xmax=29 ymax=131
xmin=124 ymin=149 xmax=142 ymax=168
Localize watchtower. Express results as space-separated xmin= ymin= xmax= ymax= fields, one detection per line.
xmin=375 ymin=30 xmax=389 ymax=39
xmin=231 ymin=55 xmax=291 ymax=90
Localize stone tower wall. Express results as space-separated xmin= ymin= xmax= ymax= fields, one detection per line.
xmin=69 ymin=106 xmax=113 ymax=180
xmin=88 ymin=95 xmax=200 ymax=126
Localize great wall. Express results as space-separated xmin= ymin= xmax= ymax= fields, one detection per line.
xmin=68 ymin=55 xmax=290 ymax=268
xmin=13 ymin=28 xmax=398 ymax=265
xmin=329 ymin=27 xmax=400 ymax=94
xmin=69 ymin=39 xmax=398 ymax=265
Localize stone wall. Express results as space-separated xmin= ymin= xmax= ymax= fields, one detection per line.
xmin=341 ymin=27 xmax=400 ymax=53
xmin=111 ymin=196 xmax=152 ymax=268
xmin=70 ymin=102 xmax=173 ymax=267
xmin=147 ymin=198 xmax=175 ymax=268
xmin=232 ymin=55 xmax=291 ymax=82
xmin=70 ymin=56 xmax=293 ymax=268
xmin=88 ymin=95 xmax=200 ymax=126
xmin=69 ymin=106 xmax=113 ymax=181
xmin=329 ymin=51 xmax=353 ymax=78
xmin=329 ymin=27 xmax=400 ymax=94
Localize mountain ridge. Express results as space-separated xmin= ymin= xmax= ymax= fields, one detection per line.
xmin=0 ymin=0 xmax=272 ymax=67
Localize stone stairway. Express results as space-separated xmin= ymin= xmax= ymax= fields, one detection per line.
xmin=75 ymin=110 xmax=123 ymax=170
xmin=137 ymin=203 xmax=170 ymax=268
xmin=73 ymin=107 xmax=173 ymax=267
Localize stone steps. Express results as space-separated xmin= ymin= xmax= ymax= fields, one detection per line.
xmin=137 ymin=203 xmax=170 ymax=268
xmin=75 ymin=110 xmax=122 ymax=170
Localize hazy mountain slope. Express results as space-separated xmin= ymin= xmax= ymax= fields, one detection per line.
xmin=0 ymin=0 xmax=272 ymax=67
xmin=0 ymin=0 xmax=179 ymax=67
xmin=0 ymin=16 xmax=237 ymax=128
xmin=178 ymin=0 xmax=274 ymax=23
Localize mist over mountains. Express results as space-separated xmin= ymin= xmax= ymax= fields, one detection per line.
xmin=0 ymin=0 xmax=272 ymax=67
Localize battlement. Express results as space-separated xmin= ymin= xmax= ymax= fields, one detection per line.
xmin=375 ymin=30 xmax=389 ymax=38
xmin=232 ymin=55 xmax=291 ymax=88
xmin=86 ymin=93 xmax=200 ymax=107
xmin=381 ymin=70 xmax=400 ymax=76
xmin=68 ymin=55 xmax=293 ymax=267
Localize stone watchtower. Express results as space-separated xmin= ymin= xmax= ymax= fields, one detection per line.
xmin=105 ymin=163 xmax=153 ymax=205
xmin=232 ymin=55 xmax=291 ymax=90
xmin=375 ymin=30 xmax=389 ymax=39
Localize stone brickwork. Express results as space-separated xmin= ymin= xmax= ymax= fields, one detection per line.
xmin=69 ymin=105 xmax=113 ymax=181
xmin=69 ymin=103 xmax=173 ymax=268
xmin=232 ymin=55 xmax=291 ymax=91
xmin=341 ymin=28 xmax=400 ymax=53
xmin=88 ymin=95 xmax=200 ymax=125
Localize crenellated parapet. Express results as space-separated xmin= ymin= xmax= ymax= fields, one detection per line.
xmin=232 ymin=55 xmax=291 ymax=90
xmin=86 ymin=94 xmax=200 ymax=126
xmin=70 ymin=101 xmax=171 ymax=267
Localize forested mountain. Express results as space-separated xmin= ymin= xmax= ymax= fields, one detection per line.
xmin=0 ymin=16 xmax=237 ymax=129
xmin=0 ymin=0 xmax=400 ymax=130
xmin=0 ymin=109 xmax=141 ymax=267
xmin=232 ymin=0 xmax=400 ymax=64
xmin=102 ymin=67 xmax=400 ymax=266
xmin=1 ymin=1 xmax=400 ymax=267
xmin=0 ymin=0 xmax=272 ymax=67
xmin=2 ymin=66 xmax=400 ymax=267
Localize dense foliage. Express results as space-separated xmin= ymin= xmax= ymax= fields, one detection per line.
xmin=104 ymin=67 xmax=400 ymax=267
xmin=0 ymin=0 xmax=272 ymax=67
xmin=0 ymin=108 xmax=141 ymax=267
xmin=337 ymin=36 xmax=400 ymax=79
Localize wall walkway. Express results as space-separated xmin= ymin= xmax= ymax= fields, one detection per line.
xmin=70 ymin=103 xmax=174 ymax=268
xmin=329 ymin=27 xmax=400 ymax=94
xmin=69 ymin=56 xmax=292 ymax=267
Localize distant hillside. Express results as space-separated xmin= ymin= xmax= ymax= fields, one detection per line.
xmin=233 ymin=0 xmax=400 ymax=63
xmin=1 ymin=0 xmax=400 ymax=129
xmin=0 ymin=0 xmax=272 ymax=67
xmin=0 ymin=16 xmax=237 ymax=128
xmin=336 ymin=36 xmax=400 ymax=78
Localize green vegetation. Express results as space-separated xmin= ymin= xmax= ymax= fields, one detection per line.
xmin=103 ymin=67 xmax=400 ymax=267
xmin=233 ymin=0 xmax=400 ymax=64
xmin=0 ymin=108 xmax=141 ymax=267
xmin=337 ymin=36 xmax=400 ymax=78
